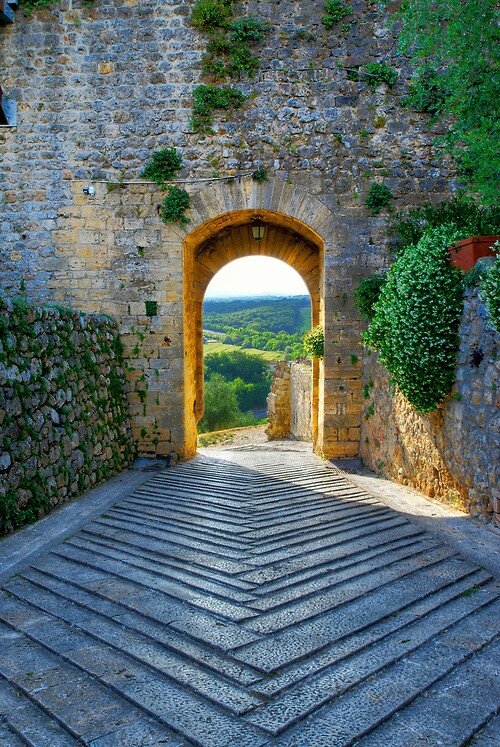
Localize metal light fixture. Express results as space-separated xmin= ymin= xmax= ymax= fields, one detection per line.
xmin=251 ymin=222 xmax=266 ymax=241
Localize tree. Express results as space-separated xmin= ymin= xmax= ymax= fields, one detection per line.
xmin=398 ymin=0 xmax=499 ymax=204
xmin=198 ymin=374 xmax=242 ymax=432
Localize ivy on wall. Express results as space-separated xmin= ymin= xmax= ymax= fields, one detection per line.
xmin=0 ymin=296 xmax=134 ymax=535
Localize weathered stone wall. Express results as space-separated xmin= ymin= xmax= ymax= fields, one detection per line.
xmin=360 ymin=289 xmax=500 ymax=525
xmin=267 ymin=361 xmax=313 ymax=441
xmin=0 ymin=295 xmax=134 ymax=534
xmin=291 ymin=361 xmax=313 ymax=441
xmin=0 ymin=0 xmax=457 ymax=457
xmin=266 ymin=363 xmax=291 ymax=440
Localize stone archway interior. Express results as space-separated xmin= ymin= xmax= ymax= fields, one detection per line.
xmin=183 ymin=209 xmax=323 ymax=457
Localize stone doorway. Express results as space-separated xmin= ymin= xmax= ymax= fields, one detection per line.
xmin=183 ymin=209 xmax=323 ymax=458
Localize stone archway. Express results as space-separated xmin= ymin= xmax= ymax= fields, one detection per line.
xmin=183 ymin=210 xmax=323 ymax=457
xmin=179 ymin=176 xmax=355 ymax=460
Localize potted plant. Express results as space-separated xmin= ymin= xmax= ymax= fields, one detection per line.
xmin=448 ymin=235 xmax=499 ymax=272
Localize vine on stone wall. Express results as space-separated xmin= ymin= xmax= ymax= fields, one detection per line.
xmin=190 ymin=0 xmax=268 ymax=136
xmin=0 ymin=296 xmax=134 ymax=534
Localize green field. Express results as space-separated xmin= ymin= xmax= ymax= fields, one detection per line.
xmin=203 ymin=342 xmax=286 ymax=361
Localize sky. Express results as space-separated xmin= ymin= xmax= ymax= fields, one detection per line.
xmin=205 ymin=257 xmax=309 ymax=298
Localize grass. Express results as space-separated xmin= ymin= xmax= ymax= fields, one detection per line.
xmin=203 ymin=342 xmax=286 ymax=361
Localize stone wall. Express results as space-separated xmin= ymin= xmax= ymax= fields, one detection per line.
xmin=0 ymin=0 xmax=458 ymax=458
xmin=267 ymin=361 xmax=312 ymax=441
xmin=291 ymin=361 xmax=313 ymax=441
xmin=360 ymin=289 xmax=500 ymax=525
xmin=266 ymin=363 xmax=291 ymax=440
xmin=0 ymin=295 xmax=135 ymax=534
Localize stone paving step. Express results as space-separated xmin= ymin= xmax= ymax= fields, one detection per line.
xmin=0 ymin=622 xmax=187 ymax=746
xmin=0 ymin=675 xmax=78 ymax=746
xmin=1 ymin=444 xmax=498 ymax=746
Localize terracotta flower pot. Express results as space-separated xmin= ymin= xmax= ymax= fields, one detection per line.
xmin=448 ymin=236 xmax=499 ymax=272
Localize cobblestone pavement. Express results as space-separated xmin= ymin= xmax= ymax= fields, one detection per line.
xmin=0 ymin=442 xmax=499 ymax=746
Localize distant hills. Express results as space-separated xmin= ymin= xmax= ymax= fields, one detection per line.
xmin=203 ymin=296 xmax=311 ymax=336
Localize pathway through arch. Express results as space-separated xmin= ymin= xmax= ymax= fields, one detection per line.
xmin=0 ymin=442 xmax=498 ymax=745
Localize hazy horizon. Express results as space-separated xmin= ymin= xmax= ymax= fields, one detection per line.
xmin=204 ymin=257 xmax=309 ymax=299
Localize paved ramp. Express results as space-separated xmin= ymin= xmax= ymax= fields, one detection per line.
xmin=0 ymin=443 xmax=499 ymax=746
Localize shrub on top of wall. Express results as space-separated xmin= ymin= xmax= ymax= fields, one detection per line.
xmin=0 ymin=296 xmax=134 ymax=535
xmin=364 ymin=225 xmax=464 ymax=412
xmin=303 ymin=325 xmax=324 ymax=359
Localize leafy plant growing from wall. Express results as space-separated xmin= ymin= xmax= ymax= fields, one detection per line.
xmin=348 ymin=62 xmax=398 ymax=90
xmin=322 ymin=0 xmax=351 ymax=29
xmin=160 ymin=186 xmax=191 ymax=226
xmin=303 ymin=325 xmax=324 ymax=359
xmin=141 ymin=148 xmax=184 ymax=185
xmin=191 ymin=84 xmax=247 ymax=133
xmin=364 ymin=225 xmax=464 ymax=412
xmin=366 ymin=183 xmax=393 ymax=215
xmin=142 ymin=148 xmax=191 ymax=226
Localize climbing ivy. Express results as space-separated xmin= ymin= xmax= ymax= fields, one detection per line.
xmin=392 ymin=197 xmax=500 ymax=252
xmin=398 ymin=0 xmax=499 ymax=204
xmin=364 ymin=225 xmax=465 ymax=412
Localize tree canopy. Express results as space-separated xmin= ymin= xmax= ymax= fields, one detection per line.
xmin=398 ymin=0 xmax=499 ymax=204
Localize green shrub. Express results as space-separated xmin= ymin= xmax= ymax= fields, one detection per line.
xmin=481 ymin=247 xmax=500 ymax=331
xmin=191 ymin=0 xmax=235 ymax=31
xmin=322 ymin=0 xmax=351 ymax=29
xmin=393 ymin=197 xmax=500 ymax=251
xmin=252 ymin=168 xmax=269 ymax=183
xmin=364 ymin=225 xmax=464 ymax=412
xmin=160 ymin=187 xmax=191 ymax=226
xmin=365 ymin=62 xmax=398 ymax=90
xmin=230 ymin=17 xmax=268 ymax=43
xmin=191 ymin=84 xmax=247 ymax=133
xmin=366 ymin=183 xmax=393 ymax=215
xmin=402 ymin=68 xmax=447 ymax=117
xmin=145 ymin=300 xmax=158 ymax=317
xmin=141 ymin=148 xmax=183 ymax=185
xmin=303 ymin=325 xmax=324 ymax=359
xmin=355 ymin=273 xmax=387 ymax=322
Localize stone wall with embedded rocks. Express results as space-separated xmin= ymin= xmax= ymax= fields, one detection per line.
xmin=266 ymin=363 xmax=291 ymax=440
xmin=360 ymin=289 xmax=499 ymax=525
xmin=290 ymin=361 xmax=313 ymax=441
xmin=0 ymin=0 xmax=459 ymax=458
xmin=267 ymin=361 xmax=313 ymax=442
xmin=0 ymin=295 xmax=135 ymax=535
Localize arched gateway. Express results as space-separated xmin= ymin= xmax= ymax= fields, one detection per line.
xmin=182 ymin=177 xmax=361 ymax=459
xmin=53 ymin=176 xmax=364 ymax=461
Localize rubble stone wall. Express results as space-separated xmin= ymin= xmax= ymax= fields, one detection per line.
xmin=0 ymin=0 xmax=457 ymax=458
xmin=291 ymin=362 xmax=313 ymax=441
xmin=267 ymin=361 xmax=313 ymax=442
xmin=0 ymin=295 xmax=134 ymax=534
xmin=360 ymin=289 xmax=500 ymax=525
